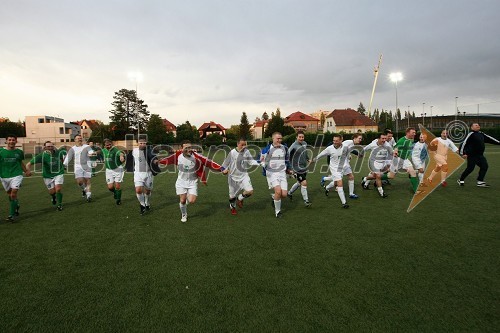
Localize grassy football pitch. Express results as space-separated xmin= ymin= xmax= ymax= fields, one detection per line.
xmin=1 ymin=146 xmax=499 ymax=331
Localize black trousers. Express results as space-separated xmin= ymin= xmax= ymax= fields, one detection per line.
xmin=460 ymin=155 xmax=489 ymax=182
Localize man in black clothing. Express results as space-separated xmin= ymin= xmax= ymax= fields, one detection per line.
xmin=458 ymin=123 xmax=500 ymax=187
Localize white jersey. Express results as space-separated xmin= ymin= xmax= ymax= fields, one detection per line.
xmin=412 ymin=141 xmax=428 ymax=166
xmin=316 ymin=144 xmax=348 ymax=172
xmin=262 ymin=145 xmax=288 ymax=173
xmin=342 ymin=140 xmax=357 ymax=167
xmin=63 ymin=144 xmax=93 ymax=170
xmin=177 ymin=154 xmax=198 ymax=182
xmin=433 ymin=137 xmax=458 ymax=155
xmin=132 ymin=148 xmax=151 ymax=173
xmin=364 ymin=140 xmax=393 ymax=162
xmin=222 ymin=148 xmax=260 ymax=182
xmin=387 ymin=137 xmax=396 ymax=147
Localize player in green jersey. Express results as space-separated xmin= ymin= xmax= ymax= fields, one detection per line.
xmin=392 ymin=127 xmax=419 ymax=192
xmin=102 ymin=139 xmax=126 ymax=205
xmin=0 ymin=135 xmax=31 ymax=221
xmin=26 ymin=141 xmax=66 ymax=211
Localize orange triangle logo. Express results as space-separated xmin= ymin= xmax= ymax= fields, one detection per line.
xmin=407 ymin=124 xmax=465 ymax=212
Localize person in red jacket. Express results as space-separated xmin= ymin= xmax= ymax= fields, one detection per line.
xmin=159 ymin=140 xmax=222 ymax=223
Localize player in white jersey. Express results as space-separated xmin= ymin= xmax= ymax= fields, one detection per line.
xmin=159 ymin=140 xmax=222 ymax=222
xmin=412 ymin=133 xmax=428 ymax=184
xmin=313 ymin=134 xmax=350 ymax=208
xmin=130 ymin=137 xmax=158 ymax=215
xmin=287 ymin=131 xmax=312 ymax=207
xmin=427 ymin=129 xmax=459 ymax=187
xmin=360 ymin=133 xmax=393 ymax=198
xmin=321 ymin=133 xmax=362 ymax=199
xmin=221 ymin=138 xmax=260 ymax=215
xmin=63 ymin=134 xmax=94 ymax=202
xmin=261 ymin=132 xmax=291 ymax=218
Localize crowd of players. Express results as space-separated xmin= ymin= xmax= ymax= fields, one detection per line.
xmin=0 ymin=122 xmax=498 ymax=222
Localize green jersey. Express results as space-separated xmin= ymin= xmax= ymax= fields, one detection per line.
xmin=30 ymin=149 xmax=66 ymax=178
xmin=0 ymin=148 xmax=25 ymax=178
xmin=395 ymin=137 xmax=415 ymax=160
xmin=102 ymin=147 xmax=124 ymax=170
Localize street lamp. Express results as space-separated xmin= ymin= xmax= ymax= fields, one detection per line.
xmin=128 ymin=71 xmax=144 ymax=140
xmin=407 ymin=105 xmax=410 ymax=128
xmin=430 ymin=106 xmax=433 ymax=130
xmin=422 ymin=102 xmax=425 ymax=126
xmin=421 ymin=113 xmax=427 ymax=126
xmin=390 ymin=72 xmax=403 ymax=136
xmin=455 ymin=96 xmax=458 ymax=121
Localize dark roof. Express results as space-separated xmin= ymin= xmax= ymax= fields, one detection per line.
xmin=285 ymin=111 xmax=319 ymax=122
xmin=162 ymin=119 xmax=176 ymax=130
xmin=326 ymin=108 xmax=377 ymax=126
xmin=198 ymin=121 xmax=226 ymax=131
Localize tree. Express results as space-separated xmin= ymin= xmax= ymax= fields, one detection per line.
xmin=109 ymin=88 xmax=150 ymax=139
xmin=262 ymin=112 xmax=269 ymax=120
xmin=176 ymin=121 xmax=199 ymax=143
xmin=239 ymin=112 xmax=252 ymax=140
xmin=204 ymin=133 xmax=223 ymax=146
xmin=146 ymin=114 xmax=168 ymax=144
xmin=320 ymin=112 xmax=326 ymax=130
xmin=396 ymin=108 xmax=402 ymax=121
xmin=264 ymin=108 xmax=295 ymax=138
xmin=88 ymin=121 xmax=114 ymax=142
xmin=0 ymin=119 xmax=25 ymax=138
xmin=357 ymin=102 xmax=366 ymax=115
xmin=225 ymin=125 xmax=240 ymax=140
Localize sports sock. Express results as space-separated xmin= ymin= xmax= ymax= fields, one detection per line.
xmin=381 ymin=173 xmax=389 ymax=181
xmin=109 ymin=188 xmax=116 ymax=193
xmin=326 ymin=182 xmax=335 ymax=191
xmin=229 ymin=198 xmax=236 ymax=208
xmin=237 ymin=194 xmax=245 ymax=201
xmin=116 ymin=189 xmax=122 ymax=200
xmin=410 ymin=177 xmax=418 ymax=192
xmin=86 ymin=192 xmax=91 ymax=199
xmin=301 ymin=185 xmax=308 ymax=201
xmin=441 ymin=171 xmax=447 ymax=182
xmin=274 ymin=199 xmax=281 ymax=215
xmin=377 ymin=187 xmax=384 ymax=195
xmin=289 ymin=182 xmax=300 ymax=194
xmin=323 ymin=176 xmax=332 ymax=181
xmin=136 ymin=193 xmax=145 ymax=206
xmin=418 ymin=173 xmax=424 ymax=183
xmin=179 ymin=202 xmax=187 ymax=215
xmin=429 ymin=169 xmax=437 ymax=181
xmin=9 ymin=199 xmax=17 ymax=216
xmin=348 ymin=180 xmax=355 ymax=195
xmin=144 ymin=193 xmax=151 ymax=206
xmin=337 ymin=187 xmax=346 ymax=204
xmin=56 ymin=192 xmax=63 ymax=205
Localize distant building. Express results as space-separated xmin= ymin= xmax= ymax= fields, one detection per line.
xmin=404 ymin=113 xmax=500 ymax=131
xmin=162 ymin=118 xmax=177 ymax=136
xmin=309 ymin=110 xmax=330 ymax=130
xmin=325 ymin=108 xmax=377 ymax=133
xmin=25 ymin=116 xmax=80 ymax=143
xmin=251 ymin=119 xmax=269 ymax=139
xmin=284 ymin=111 xmax=320 ymax=133
xmin=198 ymin=121 xmax=226 ymax=140
xmin=76 ymin=119 xmax=99 ymax=139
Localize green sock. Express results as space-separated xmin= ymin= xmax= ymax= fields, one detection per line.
xmin=116 ymin=189 xmax=122 ymax=200
xmin=56 ymin=192 xmax=63 ymax=205
xmin=410 ymin=177 xmax=419 ymax=192
xmin=10 ymin=199 xmax=17 ymax=216
xmin=382 ymin=173 xmax=389 ymax=181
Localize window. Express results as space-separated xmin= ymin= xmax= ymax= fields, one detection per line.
xmin=38 ymin=118 xmax=44 ymax=123
xmin=59 ymin=127 xmax=64 ymax=134
xmin=60 ymin=139 xmax=64 ymax=142
xmin=65 ymin=128 xmax=71 ymax=134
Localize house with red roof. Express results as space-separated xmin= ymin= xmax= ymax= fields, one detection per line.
xmin=77 ymin=119 xmax=99 ymax=139
xmin=162 ymin=118 xmax=177 ymax=136
xmin=251 ymin=119 xmax=269 ymax=139
xmin=284 ymin=111 xmax=320 ymax=133
xmin=325 ymin=108 xmax=377 ymax=133
xmin=198 ymin=121 xmax=226 ymax=140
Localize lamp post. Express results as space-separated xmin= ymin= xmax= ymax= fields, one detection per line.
xmin=422 ymin=102 xmax=425 ymax=126
xmin=421 ymin=113 xmax=426 ymax=126
xmin=407 ymin=105 xmax=410 ymax=128
xmin=128 ymin=71 xmax=143 ymax=140
xmin=455 ymin=96 xmax=458 ymax=121
xmin=430 ymin=105 xmax=433 ymax=130
xmin=390 ymin=72 xmax=403 ymax=137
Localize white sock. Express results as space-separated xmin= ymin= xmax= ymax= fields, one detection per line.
xmin=274 ymin=199 xmax=281 ymax=215
xmin=179 ymin=202 xmax=187 ymax=215
xmin=289 ymin=182 xmax=300 ymax=194
xmin=326 ymin=182 xmax=335 ymax=191
xmin=323 ymin=176 xmax=332 ymax=181
xmin=144 ymin=193 xmax=150 ymax=206
xmin=441 ymin=171 xmax=447 ymax=182
xmin=79 ymin=184 xmax=86 ymax=191
xmin=271 ymin=193 xmax=275 ymax=200
xmin=429 ymin=170 xmax=437 ymax=181
xmin=377 ymin=187 xmax=384 ymax=195
xmin=237 ymin=193 xmax=244 ymax=201
xmin=418 ymin=173 xmax=424 ymax=183
xmin=337 ymin=187 xmax=346 ymax=204
xmin=86 ymin=191 xmax=91 ymax=198
xmin=136 ymin=193 xmax=145 ymax=206
xmin=300 ymin=185 xmax=308 ymax=201
xmin=348 ymin=180 xmax=354 ymax=195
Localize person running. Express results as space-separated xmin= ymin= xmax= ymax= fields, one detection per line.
xmin=411 ymin=133 xmax=428 ymax=184
xmin=63 ymin=134 xmax=94 ymax=202
xmin=102 ymin=139 xmax=125 ymax=205
xmin=221 ymin=138 xmax=260 ymax=215
xmin=393 ymin=127 xmax=419 ymax=193
xmin=0 ymin=135 xmax=31 ymax=221
xmin=458 ymin=123 xmax=500 ymax=187
xmin=287 ymin=131 xmax=312 ymax=207
xmin=313 ymin=134 xmax=350 ymax=208
xmin=360 ymin=132 xmax=392 ymax=198
xmin=25 ymin=141 xmax=66 ymax=211
xmin=261 ymin=132 xmax=291 ymax=218
xmin=427 ymin=130 xmax=459 ymax=187
xmin=159 ymin=140 xmax=222 ymax=222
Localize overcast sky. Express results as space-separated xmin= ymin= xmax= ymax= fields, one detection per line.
xmin=1 ymin=0 xmax=499 ymax=127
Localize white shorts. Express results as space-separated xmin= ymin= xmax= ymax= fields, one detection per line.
xmin=266 ymin=172 xmax=287 ymax=190
xmin=75 ymin=167 xmax=91 ymax=179
xmin=228 ymin=174 xmax=253 ymax=198
xmin=412 ymin=159 xmax=426 ymax=170
xmin=434 ymin=154 xmax=448 ymax=167
xmin=106 ymin=168 xmax=125 ymax=184
xmin=390 ymin=157 xmax=413 ymax=173
xmin=176 ymin=179 xmax=198 ymax=196
xmin=371 ymin=161 xmax=390 ymax=175
xmin=44 ymin=175 xmax=64 ymax=190
xmin=1 ymin=175 xmax=23 ymax=191
xmin=134 ymin=172 xmax=154 ymax=189
xmin=342 ymin=164 xmax=353 ymax=176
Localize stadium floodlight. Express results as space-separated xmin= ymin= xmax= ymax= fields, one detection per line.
xmin=390 ymin=72 xmax=403 ymax=137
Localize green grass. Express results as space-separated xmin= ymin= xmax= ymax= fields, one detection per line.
xmin=1 ymin=147 xmax=499 ymax=332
